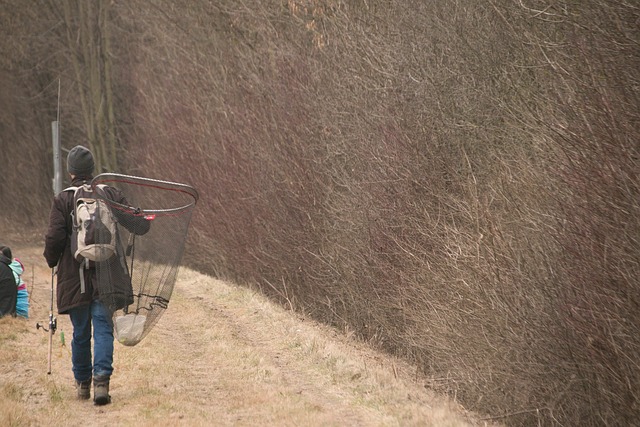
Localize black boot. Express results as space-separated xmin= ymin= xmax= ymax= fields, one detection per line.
xmin=93 ymin=375 xmax=111 ymax=405
xmin=76 ymin=379 xmax=91 ymax=400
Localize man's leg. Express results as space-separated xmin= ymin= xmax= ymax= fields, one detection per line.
xmin=91 ymin=299 xmax=114 ymax=405
xmin=68 ymin=304 xmax=92 ymax=399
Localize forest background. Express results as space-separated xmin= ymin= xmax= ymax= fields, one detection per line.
xmin=0 ymin=1 xmax=638 ymax=425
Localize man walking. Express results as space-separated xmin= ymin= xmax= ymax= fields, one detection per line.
xmin=44 ymin=145 xmax=119 ymax=405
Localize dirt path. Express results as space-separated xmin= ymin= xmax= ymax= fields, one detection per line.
xmin=1 ymin=244 xmax=492 ymax=426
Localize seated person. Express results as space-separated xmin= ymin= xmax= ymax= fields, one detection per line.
xmin=0 ymin=245 xmax=17 ymax=318
xmin=1 ymin=246 xmax=29 ymax=318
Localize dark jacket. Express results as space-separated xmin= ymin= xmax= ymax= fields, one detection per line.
xmin=43 ymin=176 xmax=149 ymax=314
xmin=0 ymin=254 xmax=17 ymax=317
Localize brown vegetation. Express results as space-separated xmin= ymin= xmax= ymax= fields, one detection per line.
xmin=0 ymin=1 xmax=638 ymax=425
xmin=1 ymin=243 xmax=480 ymax=426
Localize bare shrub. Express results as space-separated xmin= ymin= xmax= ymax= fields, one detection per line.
xmin=1 ymin=0 xmax=638 ymax=424
xmin=102 ymin=0 xmax=640 ymax=424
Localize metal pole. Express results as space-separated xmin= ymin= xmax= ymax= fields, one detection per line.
xmin=52 ymin=121 xmax=62 ymax=195
xmin=52 ymin=79 xmax=63 ymax=195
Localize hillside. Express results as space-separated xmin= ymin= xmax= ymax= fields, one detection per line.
xmin=1 ymin=1 xmax=638 ymax=424
xmin=0 ymin=242 xmax=493 ymax=427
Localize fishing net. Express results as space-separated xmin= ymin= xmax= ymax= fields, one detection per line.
xmin=91 ymin=173 xmax=198 ymax=346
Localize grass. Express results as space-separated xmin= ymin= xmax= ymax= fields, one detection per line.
xmin=0 ymin=245 xmax=493 ymax=426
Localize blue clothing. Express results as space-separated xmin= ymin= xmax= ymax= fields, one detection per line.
xmin=9 ymin=259 xmax=29 ymax=318
xmin=68 ymin=300 xmax=114 ymax=381
xmin=16 ymin=289 xmax=29 ymax=318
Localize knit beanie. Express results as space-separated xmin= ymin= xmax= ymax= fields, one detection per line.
xmin=67 ymin=145 xmax=95 ymax=176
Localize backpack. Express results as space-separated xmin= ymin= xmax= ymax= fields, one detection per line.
xmin=65 ymin=183 xmax=117 ymax=263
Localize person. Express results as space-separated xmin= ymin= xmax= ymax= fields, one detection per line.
xmin=0 ymin=247 xmax=17 ymax=318
xmin=43 ymin=145 xmax=149 ymax=405
xmin=0 ymin=246 xmax=29 ymax=318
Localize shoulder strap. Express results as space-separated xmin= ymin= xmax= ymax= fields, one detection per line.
xmin=64 ymin=183 xmax=106 ymax=193
xmin=94 ymin=184 xmax=109 ymax=198
xmin=66 ymin=185 xmax=88 ymax=228
xmin=65 ymin=183 xmax=95 ymax=197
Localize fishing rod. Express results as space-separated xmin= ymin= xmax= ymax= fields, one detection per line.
xmin=35 ymin=78 xmax=62 ymax=374
xmin=36 ymin=268 xmax=57 ymax=374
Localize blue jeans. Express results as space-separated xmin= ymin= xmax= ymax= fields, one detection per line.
xmin=68 ymin=300 xmax=114 ymax=382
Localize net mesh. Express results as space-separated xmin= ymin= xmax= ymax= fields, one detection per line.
xmin=91 ymin=173 xmax=198 ymax=346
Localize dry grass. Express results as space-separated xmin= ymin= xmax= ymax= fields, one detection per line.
xmin=0 ymin=245 xmax=492 ymax=427
xmin=2 ymin=1 xmax=638 ymax=424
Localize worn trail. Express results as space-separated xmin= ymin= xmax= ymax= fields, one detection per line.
xmin=1 ymin=245 xmax=487 ymax=426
